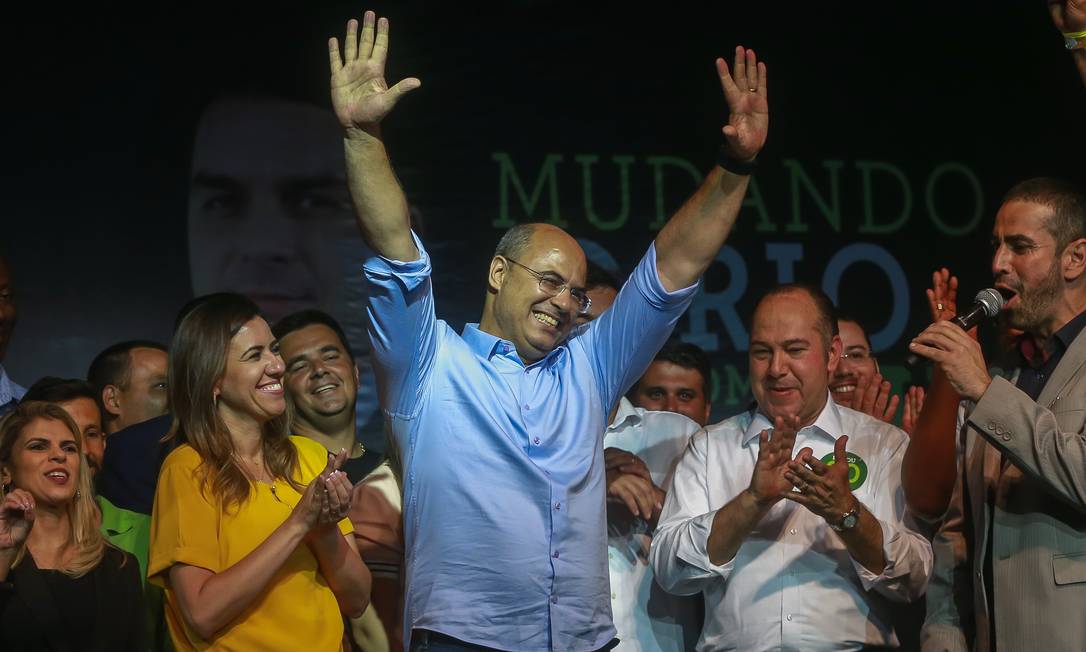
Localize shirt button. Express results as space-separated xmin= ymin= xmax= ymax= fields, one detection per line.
xmin=1002 ymin=433 xmax=1012 ymax=441
xmin=554 ymin=501 xmax=561 ymax=510
xmin=533 ymin=437 xmax=541 ymax=445
xmin=786 ymin=614 xmax=793 ymax=621
xmin=553 ymin=550 xmax=560 ymax=559
xmin=789 ymin=528 xmax=797 ymax=535
xmin=550 ymin=595 xmax=558 ymax=604
xmin=611 ymin=592 xmax=616 ymax=600
xmin=523 ymin=404 xmax=531 ymax=411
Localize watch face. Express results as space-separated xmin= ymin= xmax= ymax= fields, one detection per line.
xmin=1068 ymin=36 xmax=1081 ymax=50
xmin=842 ymin=512 xmax=859 ymax=529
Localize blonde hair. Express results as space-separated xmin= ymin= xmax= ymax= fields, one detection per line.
xmin=167 ymin=293 xmax=300 ymax=511
xmin=0 ymin=401 xmax=107 ymax=578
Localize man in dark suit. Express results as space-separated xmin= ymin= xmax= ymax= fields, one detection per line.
xmin=909 ymin=177 xmax=1086 ymax=651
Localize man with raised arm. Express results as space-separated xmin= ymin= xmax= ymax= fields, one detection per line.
xmin=328 ymin=10 xmax=768 ymax=651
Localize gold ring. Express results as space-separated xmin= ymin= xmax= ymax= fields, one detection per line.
xmin=937 ymin=303 xmax=944 ymax=311
xmin=748 ymin=87 xmax=757 ymax=92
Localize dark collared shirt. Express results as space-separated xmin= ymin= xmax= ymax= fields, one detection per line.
xmin=1015 ymin=308 xmax=1086 ymax=400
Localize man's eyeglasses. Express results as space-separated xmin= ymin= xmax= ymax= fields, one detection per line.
xmin=504 ymin=257 xmax=592 ymax=316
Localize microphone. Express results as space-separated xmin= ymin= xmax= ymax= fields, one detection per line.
xmin=905 ymin=288 xmax=1004 ymax=367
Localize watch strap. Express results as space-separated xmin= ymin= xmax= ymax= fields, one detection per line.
xmin=716 ymin=145 xmax=757 ymax=176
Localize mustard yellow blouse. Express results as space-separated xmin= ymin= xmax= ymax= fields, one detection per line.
xmin=149 ymin=436 xmax=353 ymax=651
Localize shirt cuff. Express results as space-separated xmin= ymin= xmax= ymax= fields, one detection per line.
xmin=362 ymin=230 xmax=431 ymax=292
xmin=633 ymin=241 xmax=701 ymax=309
xmin=674 ymin=510 xmax=734 ymax=579
xmin=849 ymin=515 xmax=900 ymax=591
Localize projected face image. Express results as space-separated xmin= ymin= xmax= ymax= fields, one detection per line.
xmin=186 ymin=97 xmax=368 ymax=332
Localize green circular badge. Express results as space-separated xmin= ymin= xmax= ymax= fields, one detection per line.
xmin=820 ymin=451 xmax=868 ymax=490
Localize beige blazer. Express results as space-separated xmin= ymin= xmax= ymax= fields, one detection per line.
xmin=923 ymin=326 xmax=1086 ymax=652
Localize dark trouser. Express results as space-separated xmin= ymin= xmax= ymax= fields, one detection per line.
xmin=409 ymin=630 xmax=619 ymax=652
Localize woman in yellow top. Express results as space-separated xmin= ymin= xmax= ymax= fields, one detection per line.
xmin=149 ymin=293 xmax=371 ymax=651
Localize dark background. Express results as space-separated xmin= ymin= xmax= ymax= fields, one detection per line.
xmin=4 ymin=1 xmax=1084 ymax=420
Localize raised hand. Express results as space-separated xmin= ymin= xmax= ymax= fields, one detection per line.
xmin=926 ymin=267 xmax=959 ymax=323
xmin=1049 ymin=0 xmax=1086 ymax=32
xmin=329 ymin=11 xmax=421 ymax=133
xmin=748 ymin=414 xmax=800 ymax=508
xmin=901 ymin=385 xmax=926 ymax=435
xmin=716 ymin=46 xmax=769 ymax=162
xmin=0 ymin=488 xmax=35 ymax=550
xmin=848 ymin=372 xmax=900 ymax=424
xmin=784 ymin=435 xmax=854 ymax=522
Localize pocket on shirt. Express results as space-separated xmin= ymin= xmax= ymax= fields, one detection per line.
xmin=1052 ymin=551 xmax=1086 ymax=585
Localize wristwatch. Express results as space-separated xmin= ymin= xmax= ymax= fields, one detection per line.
xmin=829 ymin=497 xmax=860 ymax=532
xmin=1065 ymin=30 xmax=1086 ymax=51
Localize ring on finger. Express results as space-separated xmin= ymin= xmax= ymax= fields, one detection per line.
xmin=937 ymin=302 xmax=944 ymax=311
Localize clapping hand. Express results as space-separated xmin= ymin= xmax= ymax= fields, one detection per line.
xmin=784 ymin=435 xmax=854 ymax=522
xmin=748 ymin=414 xmax=800 ymax=508
xmin=293 ymin=448 xmax=352 ymax=532
xmin=1049 ymin=0 xmax=1086 ymax=32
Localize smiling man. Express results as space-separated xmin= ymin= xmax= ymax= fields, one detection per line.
xmin=651 ymin=285 xmax=931 ymax=651
xmin=630 ymin=341 xmax=712 ymax=427
xmin=273 ymin=310 xmax=374 ymax=482
xmin=912 ymin=178 xmax=1086 ymax=651
xmin=329 ymin=10 xmax=769 ymax=650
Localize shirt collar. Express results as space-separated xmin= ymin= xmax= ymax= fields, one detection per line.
xmin=741 ymin=392 xmax=843 ymax=445
xmin=461 ymin=323 xmax=567 ymax=367
xmin=607 ymin=396 xmax=642 ymax=431
xmin=1016 ymin=307 xmax=1086 ymax=367
xmin=1055 ymin=307 xmax=1086 ymax=352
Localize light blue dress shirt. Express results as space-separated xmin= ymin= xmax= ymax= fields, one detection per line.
xmin=363 ymin=232 xmax=697 ymax=651
xmin=0 ymin=364 xmax=26 ymax=417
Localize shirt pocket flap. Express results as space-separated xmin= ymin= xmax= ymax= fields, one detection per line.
xmin=1052 ymin=551 xmax=1086 ymax=585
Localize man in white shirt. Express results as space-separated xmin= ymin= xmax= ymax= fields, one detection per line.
xmin=606 ymin=396 xmax=702 ymax=651
xmin=651 ymin=284 xmax=931 ymax=651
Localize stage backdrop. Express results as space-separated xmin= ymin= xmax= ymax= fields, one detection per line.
xmin=4 ymin=1 xmax=1084 ymax=424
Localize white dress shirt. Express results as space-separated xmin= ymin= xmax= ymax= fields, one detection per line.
xmin=650 ymin=396 xmax=932 ymax=651
xmin=605 ymin=397 xmax=703 ymax=652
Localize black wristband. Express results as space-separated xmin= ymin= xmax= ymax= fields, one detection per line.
xmin=716 ymin=145 xmax=757 ymax=176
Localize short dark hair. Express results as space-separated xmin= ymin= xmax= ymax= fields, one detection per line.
xmin=835 ymin=312 xmax=871 ymax=350
xmin=494 ymin=223 xmax=538 ymax=260
xmin=87 ymin=340 xmax=168 ymax=395
xmin=22 ymin=377 xmax=102 ymax=416
xmin=23 ymin=377 xmax=98 ymax=404
xmin=585 ymin=260 xmax=621 ymax=293
xmin=271 ymin=309 xmax=355 ymax=364
xmin=758 ymin=284 xmax=838 ymax=351
xmin=650 ymin=341 xmax=711 ymax=395
xmin=1003 ymin=177 xmax=1086 ymax=250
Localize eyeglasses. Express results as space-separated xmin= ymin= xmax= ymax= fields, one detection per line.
xmin=840 ymin=349 xmax=872 ymax=362
xmin=504 ymin=257 xmax=592 ymax=315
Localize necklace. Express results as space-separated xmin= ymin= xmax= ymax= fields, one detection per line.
xmin=233 ymin=453 xmax=282 ymax=502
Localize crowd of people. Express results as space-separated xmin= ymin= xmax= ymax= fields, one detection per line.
xmin=1 ymin=3 xmax=1085 ymax=651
